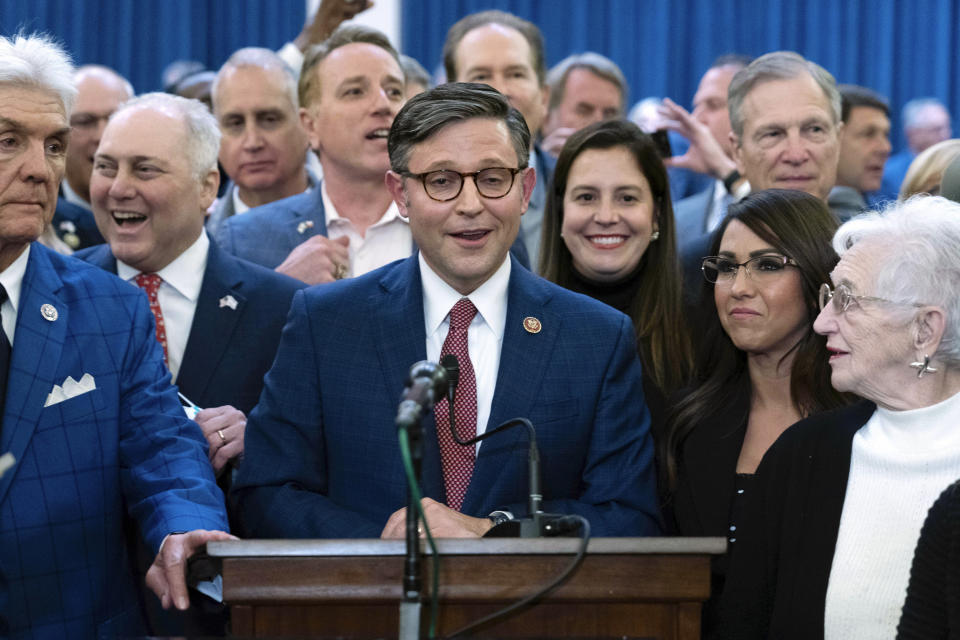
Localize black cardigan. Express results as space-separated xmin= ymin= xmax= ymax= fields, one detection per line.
xmin=715 ymin=400 xmax=876 ymax=639
xmin=897 ymin=478 xmax=960 ymax=639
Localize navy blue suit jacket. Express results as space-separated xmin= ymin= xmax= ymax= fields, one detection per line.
xmin=232 ymin=254 xmax=660 ymax=538
xmin=76 ymin=238 xmax=306 ymax=414
xmin=0 ymin=244 xmax=226 ymax=638
xmin=214 ymin=180 xmax=531 ymax=271
xmin=51 ymin=192 xmax=104 ymax=250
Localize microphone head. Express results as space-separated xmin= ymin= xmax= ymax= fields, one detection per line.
xmin=940 ymin=154 xmax=960 ymax=204
xmin=441 ymin=354 xmax=460 ymax=389
xmin=407 ymin=360 xmax=448 ymax=399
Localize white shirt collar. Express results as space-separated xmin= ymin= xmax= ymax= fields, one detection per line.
xmin=231 ymin=184 xmax=251 ymax=215
xmin=321 ymin=180 xmax=405 ymax=228
xmin=419 ymin=252 xmax=510 ymax=341
xmin=61 ymin=179 xmax=91 ymax=211
xmin=0 ymin=244 xmax=31 ymax=314
xmin=117 ymin=230 xmax=209 ymax=302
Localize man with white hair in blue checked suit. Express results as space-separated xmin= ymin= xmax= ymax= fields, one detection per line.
xmin=233 ymin=83 xmax=660 ymax=540
xmin=0 ymin=34 xmax=230 ymax=638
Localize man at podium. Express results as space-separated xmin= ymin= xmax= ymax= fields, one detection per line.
xmin=232 ymin=83 xmax=660 ymax=539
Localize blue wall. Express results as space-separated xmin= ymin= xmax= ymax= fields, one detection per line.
xmin=3 ymin=0 xmax=958 ymax=151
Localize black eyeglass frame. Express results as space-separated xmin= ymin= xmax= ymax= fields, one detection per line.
xmin=400 ymin=167 xmax=523 ymax=202
xmin=701 ymin=254 xmax=798 ymax=284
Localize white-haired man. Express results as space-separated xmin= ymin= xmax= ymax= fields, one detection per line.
xmin=0 ymin=35 xmax=231 ymax=636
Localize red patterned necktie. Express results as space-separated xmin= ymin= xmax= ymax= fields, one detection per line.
xmin=134 ymin=273 xmax=169 ymax=366
xmin=436 ymin=297 xmax=478 ymax=511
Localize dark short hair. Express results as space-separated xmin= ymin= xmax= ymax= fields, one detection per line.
xmin=299 ymin=24 xmax=400 ymax=108
xmin=442 ymin=10 xmax=546 ymax=86
xmin=388 ymin=82 xmax=530 ymax=173
xmin=838 ymin=83 xmax=890 ymax=121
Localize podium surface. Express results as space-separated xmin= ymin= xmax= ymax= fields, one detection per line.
xmin=208 ymin=537 xmax=725 ymax=639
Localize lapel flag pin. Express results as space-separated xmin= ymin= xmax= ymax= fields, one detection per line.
xmin=41 ymin=303 xmax=58 ymax=322
xmin=297 ymin=220 xmax=314 ymax=235
xmin=219 ymin=294 xmax=238 ymax=310
xmin=523 ymin=316 xmax=541 ymax=334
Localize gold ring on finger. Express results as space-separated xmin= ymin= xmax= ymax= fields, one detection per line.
xmin=217 ymin=429 xmax=226 ymax=443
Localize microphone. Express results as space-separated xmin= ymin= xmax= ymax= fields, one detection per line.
xmin=395 ymin=361 xmax=449 ymax=429
xmin=440 ymin=356 xmax=560 ymax=537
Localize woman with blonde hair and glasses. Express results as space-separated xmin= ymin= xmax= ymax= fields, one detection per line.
xmin=664 ymin=189 xmax=853 ymax=631
xmin=720 ymin=195 xmax=960 ymax=638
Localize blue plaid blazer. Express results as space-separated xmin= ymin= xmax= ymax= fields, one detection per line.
xmin=0 ymin=244 xmax=228 ymax=639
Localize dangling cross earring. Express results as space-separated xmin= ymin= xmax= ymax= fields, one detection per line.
xmin=909 ymin=354 xmax=938 ymax=378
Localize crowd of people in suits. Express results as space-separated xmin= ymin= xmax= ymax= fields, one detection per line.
xmin=3 ymin=0 xmax=960 ymax=637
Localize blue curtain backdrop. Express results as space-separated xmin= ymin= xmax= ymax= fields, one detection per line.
xmin=402 ymin=0 xmax=960 ymax=152
xmin=0 ymin=0 xmax=305 ymax=93
xmin=2 ymin=0 xmax=958 ymax=151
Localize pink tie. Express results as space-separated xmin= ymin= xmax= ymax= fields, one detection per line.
xmin=436 ymin=298 xmax=478 ymax=511
xmin=134 ymin=273 xmax=169 ymax=366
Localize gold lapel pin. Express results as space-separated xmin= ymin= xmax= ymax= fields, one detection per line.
xmin=523 ymin=316 xmax=541 ymax=334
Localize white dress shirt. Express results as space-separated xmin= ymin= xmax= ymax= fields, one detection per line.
xmin=0 ymin=245 xmax=31 ymax=345
xmin=117 ymin=231 xmax=209 ymax=382
xmin=323 ymin=181 xmax=411 ymax=277
xmin=61 ymin=179 xmax=92 ymax=211
xmin=420 ymin=253 xmax=510 ymax=450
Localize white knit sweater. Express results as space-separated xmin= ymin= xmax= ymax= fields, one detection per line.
xmin=824 ymin=391 xmax=960 ymax=639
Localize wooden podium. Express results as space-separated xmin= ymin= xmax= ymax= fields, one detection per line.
xmin=207 ymin=537 xmax=725 ymax=639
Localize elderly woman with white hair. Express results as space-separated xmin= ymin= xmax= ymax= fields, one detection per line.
xmin=718 ymin=195 xmax=960 ymax=639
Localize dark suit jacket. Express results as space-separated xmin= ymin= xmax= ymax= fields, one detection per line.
xmin=214 ymin=181 xmax=531 ymax=271
xmin=51 ymin=190 xmax=104 ymax=250
xmin=76 ymin=238 xmax=306 ymax=415
xmin=674 ymin=183 xmax=716 ymax=245
xmin=716 ymin=400 xmax=876 ymax=640
xmin=232 ymin=254 xmax=661 ymax=538
xmin=0 ymin=244 xmax=226 ymax=638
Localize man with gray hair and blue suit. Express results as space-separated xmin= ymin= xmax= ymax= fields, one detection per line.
xmin=0 ymin=34 xmax=231 ymax=637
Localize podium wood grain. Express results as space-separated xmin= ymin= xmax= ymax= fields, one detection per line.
xmin=208 ymin=537 xmax=724 ymax=639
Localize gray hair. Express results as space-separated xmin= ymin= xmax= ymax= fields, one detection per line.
xmin=75 ymin=64 xmax=134 ymax=100
xmin=399 ymin=54 xmax=431 ymax=89
xmin=833 ymin=195 xmax=960 ymax=365
xmin=0 ymin=33 xmax=76 ymax=115
xmin=299 ymin=24 xmax=400 ymax=108
xmin=546 ymin=52 xmax=627 ymax=113
xmin=388 ymin=82 xmax=530 ymax=174
xmin=902 ymin=97 xmax=949 ymax=130
xmin=728 ymin=51 xmax=841 ymax=139
xmin=213 ymin=47 xmax=299 ymax=112
xmin=112 ymin=92 xmax=222 ymax=180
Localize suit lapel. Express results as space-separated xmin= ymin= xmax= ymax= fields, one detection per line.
xmin=373 ymin=257 xmax=443 ymax=496
xmin=286 ymin=185 xmax=327 ymax=247
xmin=0 ymin=245 xmax=69 ymax=504
xmin=462 ymin=262 xmax=559 ymax=513
xmin=178 ymin=242 xmax=245 ymax=404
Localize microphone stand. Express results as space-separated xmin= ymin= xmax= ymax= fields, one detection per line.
xmin=396 ymin=400 xmax=425 ymax=640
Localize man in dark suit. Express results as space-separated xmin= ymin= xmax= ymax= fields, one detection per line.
xmin=0 ymin=34 xmax=231 ymax=637
xmin=442 ymin=10 xmax=556 ymax=271
xmin=52 ymin=65 xmax=133 ymax=251
xmin=232 ymin=83 xmax=660 ymax=539
xmin=77 ymin=92 xmax=304 ymax=475
xmin=216 ymin=25 xmax=410 ymax=286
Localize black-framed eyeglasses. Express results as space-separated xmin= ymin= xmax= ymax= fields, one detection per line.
xmin=818 ymin=283 xmax=925 ymax=314
xmin=701 ymin=254 xmax=797 ymax=284
xmin=401 ymin=167 xmax=522 ymax=202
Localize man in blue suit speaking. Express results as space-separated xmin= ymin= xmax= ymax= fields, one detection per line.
xmin=233 ymin=83 xmax=660 ymax=539
xmin=0 ymin=35 xmax=231 ymax=637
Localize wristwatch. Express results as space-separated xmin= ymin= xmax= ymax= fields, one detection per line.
xmin=723 ymin=169 xmax=742 ymax=194
xmin=488 ymin=510 xmax=513 ymax=526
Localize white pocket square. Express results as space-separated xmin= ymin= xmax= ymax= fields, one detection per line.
xmin=44 ymin=373 xmax=97 ymax=407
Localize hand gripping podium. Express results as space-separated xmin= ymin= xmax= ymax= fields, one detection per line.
xmin=207 ymin=537 xmax=725 ymax=639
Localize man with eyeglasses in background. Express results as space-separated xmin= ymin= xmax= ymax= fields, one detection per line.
xmin=232 ymin=83 xmax=660 ymax=540
xmin=54 ymin=65 xmax=134 ymax=250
